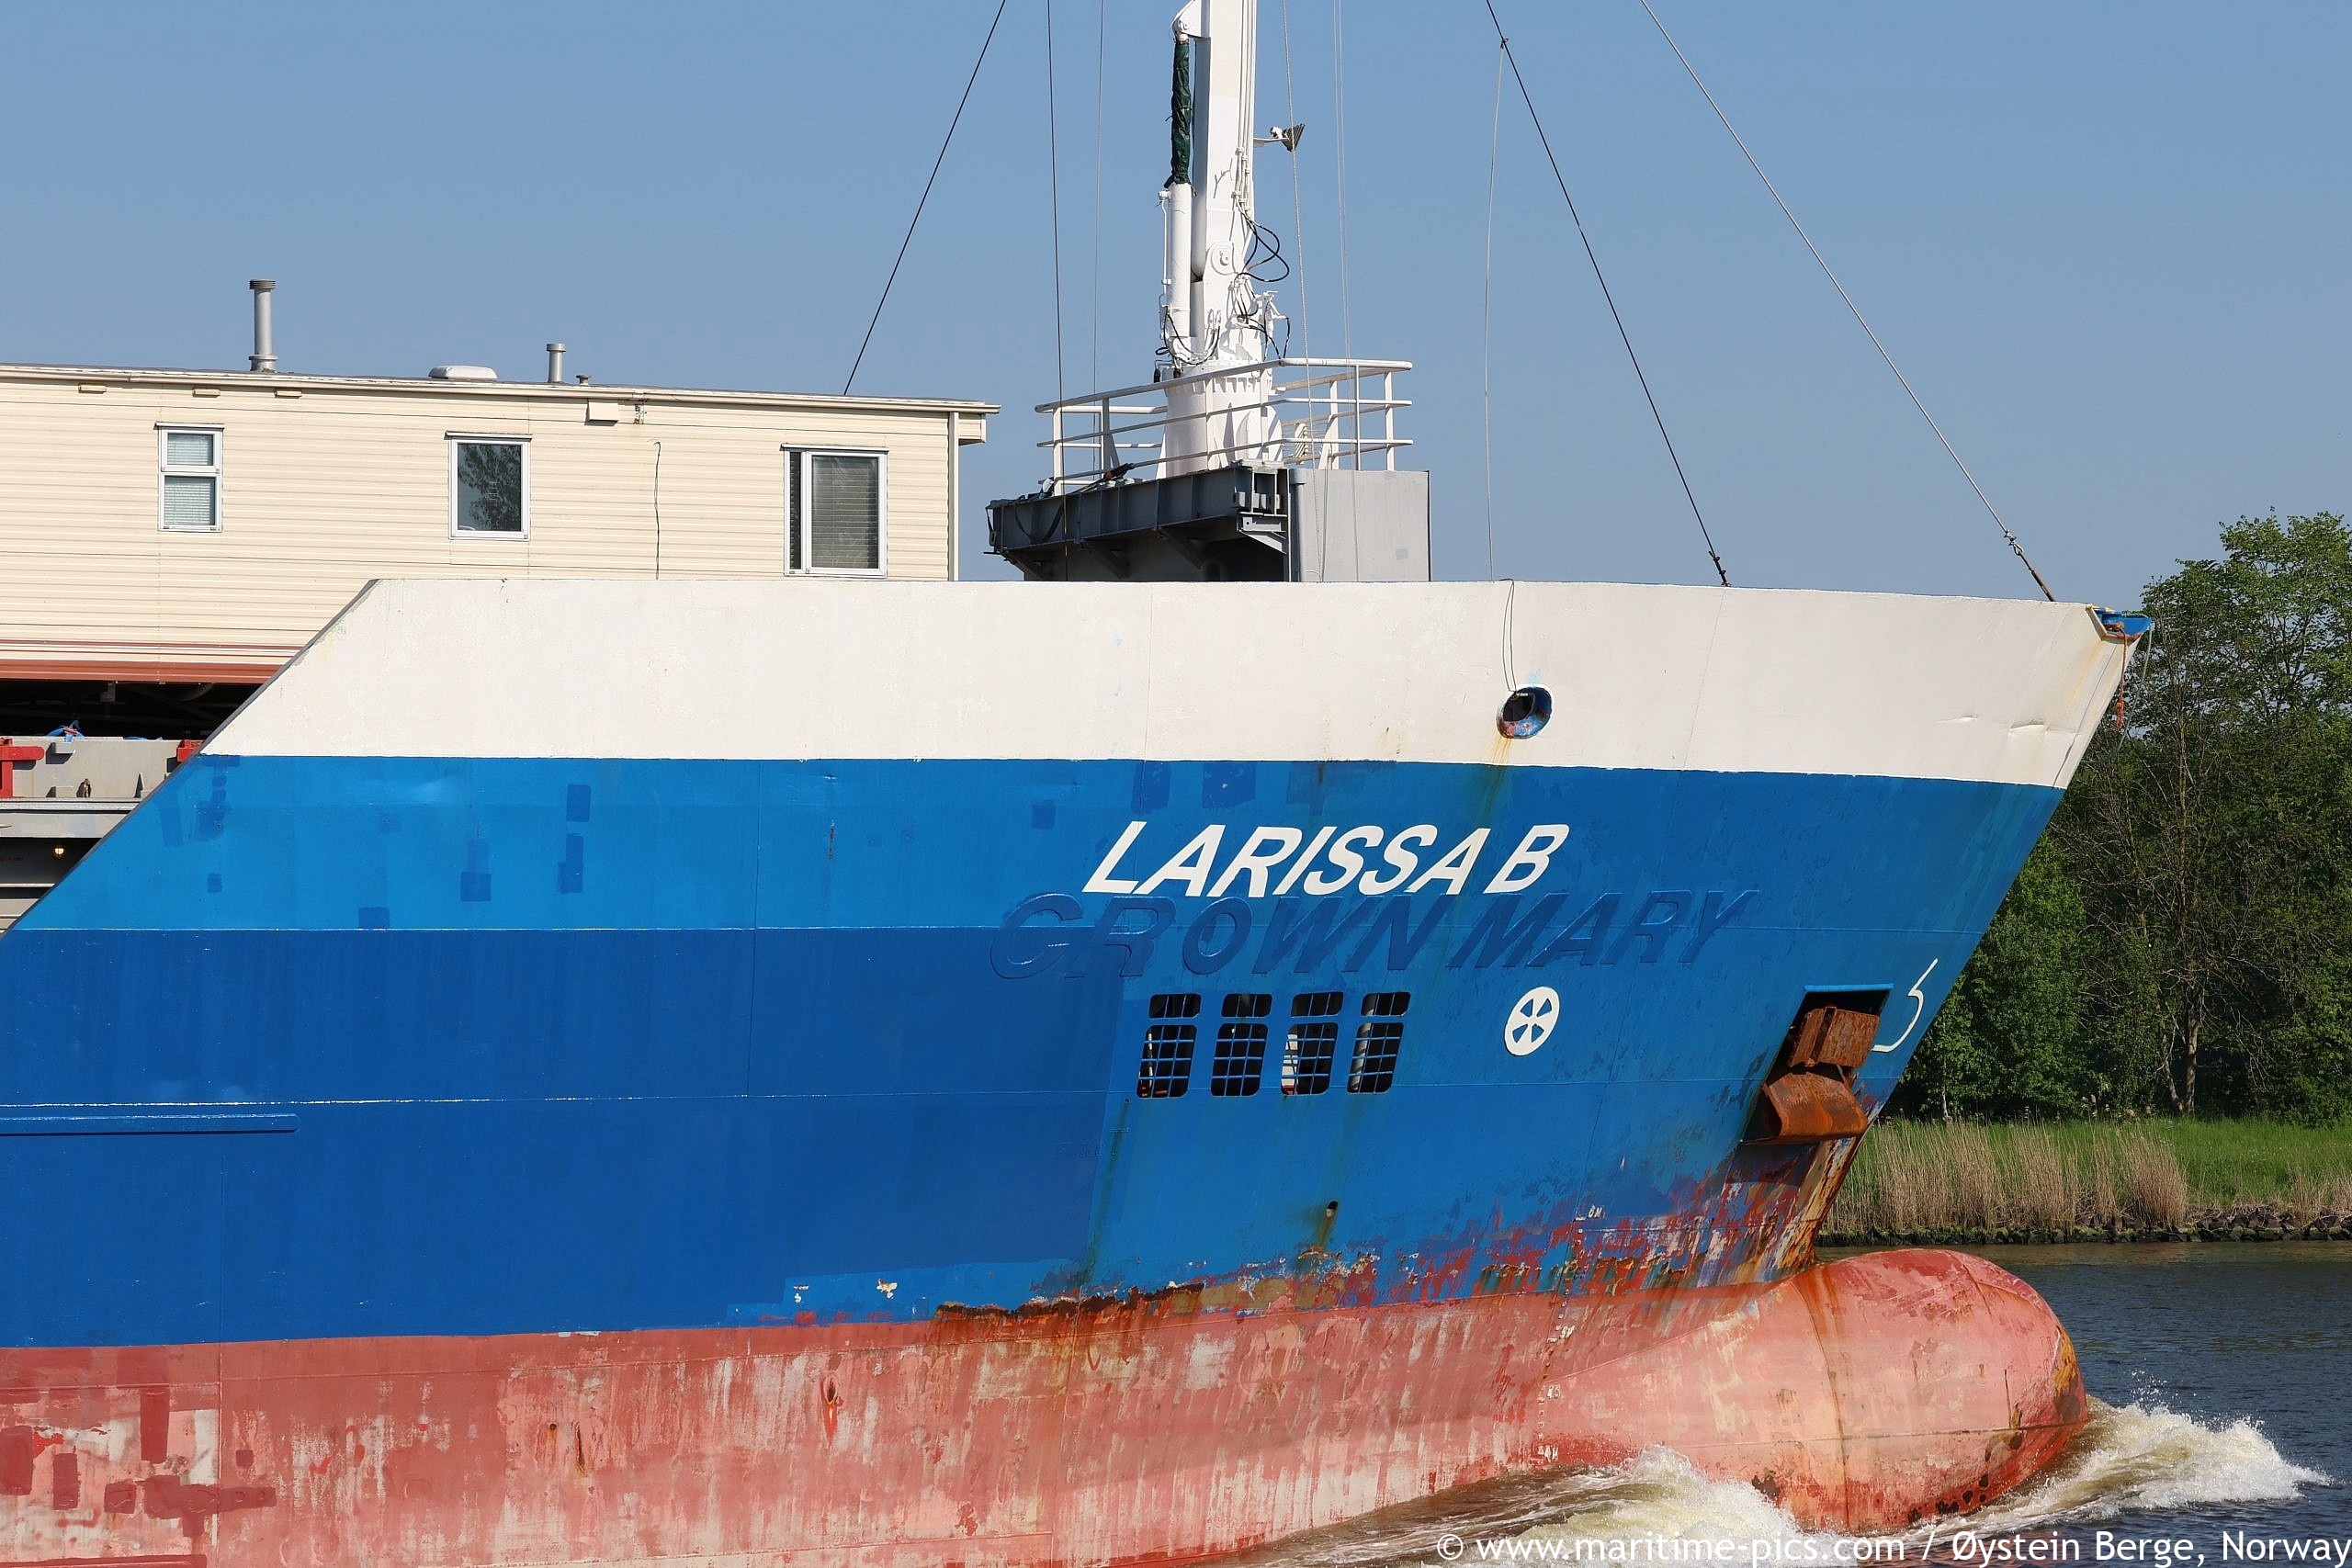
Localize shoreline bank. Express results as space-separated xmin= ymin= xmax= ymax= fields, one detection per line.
xmin=1822 ymin=1204 xmax=2352 ymax=1247
xmin=1824 ymin=1116 xmax=2352 ymax=1247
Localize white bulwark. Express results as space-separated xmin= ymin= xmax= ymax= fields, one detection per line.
xmin=220 ymin=579 xmax=2130 ymax=792
xmin=0 ymin=358 xmax=992 ymax=684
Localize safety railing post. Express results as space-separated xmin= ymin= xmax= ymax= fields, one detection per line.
xmin=1384 ymin=371 xmax=1396 ymax=470
xmin=1327 ymin=373 xmax=1340 ymax=470
xmin=1037 ymin=359 xmax=1406 ymax=487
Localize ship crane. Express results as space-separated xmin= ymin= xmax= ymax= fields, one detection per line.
xmin=988 ymin=0 xmax=1429 ymax=583
xmin=1158 ymin=0 xmax=1283 ymax=473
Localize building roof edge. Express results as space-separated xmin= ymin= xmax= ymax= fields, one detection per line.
xmin=0 ymin=362 xmax=998 ymax=417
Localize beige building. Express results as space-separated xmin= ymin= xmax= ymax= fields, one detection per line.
xmin=0 ymin=358 xmax=992 ymax=687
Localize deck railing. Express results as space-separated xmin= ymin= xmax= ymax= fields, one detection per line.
xmin=1036 ymin=358 xmax=1411 ymax=491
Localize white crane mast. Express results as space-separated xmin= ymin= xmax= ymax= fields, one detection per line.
xmin=1159 ymin=0 xmax=1282 ymax=474
xmin=987 ymin=0 xmax=1419 ymax=584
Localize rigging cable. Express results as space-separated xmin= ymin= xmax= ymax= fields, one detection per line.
xmin=1280 ymin=0 xmax=1309 ymax=374
xmin=1634 ymin=0 xmax=2054 ymax=601
xmin=1279 ymin=0 xmax=1329 ymax=575
xmin=1482 ymin=40 xmax=1505 ymax=581
xmin=1091 ymin=0 xmax=1105 ymax=388
xmin=843 ymin=0 xmax=1012 ymax=395
xmin=1329 ymin=0 xmax=1356 ymax=575
xmin=1331 ymin=1 xmax=1354 ymax=424
xmin=1046 ymin=0 xmax=1067 ymax=407
xmin=1483 ymin=1 xmax=1730 ymax=588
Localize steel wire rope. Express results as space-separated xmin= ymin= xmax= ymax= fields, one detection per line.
xmin=1279 ymin=0 xmax=1327 ymax=570
xmin=1046 ymin=0 xmax=1067 ymax=408
xmin=1091 ymin=0 xmax=1105 ymax=389
xmin=1329 ymin=0 xmax=1356 ymax=573
xmin=1482 ymin=40 xmax=1505 ymax=582
xmin=1634 ymin=0 xmax=2053 ymax=600
xmin=844 ymin=0 xmax=1012 ymax=395
xmin=1331 ymin=3 xmax=1353 ymax=394
xmin=1487 ymin=46 xmax=1514 ymax=691
xmin=1483 ymin=1 xmax=1730 ymax=588
xmin=1503 ymin=577 xmax=1521 ymax=693
xmin=1280 ymin=0 xmax=1310 ymax=374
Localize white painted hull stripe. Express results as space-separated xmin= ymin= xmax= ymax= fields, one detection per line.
xmin=211 ymin=579 xmax=2129 ymax=789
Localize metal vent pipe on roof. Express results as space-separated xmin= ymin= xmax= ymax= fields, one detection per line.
xmin=248 ymin=280 xmax=277 ymax=373
xmin=546 ymin=343 xmax=565 ymax=384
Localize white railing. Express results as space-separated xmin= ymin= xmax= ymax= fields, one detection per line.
xmin=1036 ymin=358 xmax=1411 ymax=491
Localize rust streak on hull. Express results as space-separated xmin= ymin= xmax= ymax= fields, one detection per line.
xmin=0 ymin=1250 xmax=2083 ymax=1566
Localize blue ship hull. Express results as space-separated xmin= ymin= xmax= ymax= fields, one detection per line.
xmin=0 ymin=579 xmax=2130 ymax=1562
xmin=2 ymin=754 xmax=2051 ymax=1347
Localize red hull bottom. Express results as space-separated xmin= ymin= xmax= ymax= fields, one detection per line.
xmin=0 ymin=1249 xmax=2083 ymax=1566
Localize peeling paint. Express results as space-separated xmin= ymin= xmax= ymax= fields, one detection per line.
xmin=0 ymin=1249 xmax=2079 ymax=1565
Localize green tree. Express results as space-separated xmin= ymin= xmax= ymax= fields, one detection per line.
xmin=2057 ymin=512 xmax=2352 ymax=1121
xmin=1905 ymin=512 xmax=2352 ymax=1125
xmin=1896 ymin=838 xmax=2092 ymax=1120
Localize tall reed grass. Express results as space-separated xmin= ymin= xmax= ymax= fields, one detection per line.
xmin=1827 ymin=1121 xmax=2211 ymax=1238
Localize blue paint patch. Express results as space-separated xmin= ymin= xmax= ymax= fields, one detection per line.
xmin=1132 ymin=761 xmax=1170 ymax=813
xmin=566 ymin=784 xmax=593 ymax=823
xmin=1203 ymin=762 xmax=1254 ymax=807
xmin=1032 ymin=800 xmax=1056 ymax=829
xmin=206 ymin=873 xmax=222 ymax=895
xmin=558 ymin=833 xmax=585 ymax=895
xmin=461 ymin=838 xmax=492 ymax=903
xmin=194 ymin=768 xmax=229 ymax=840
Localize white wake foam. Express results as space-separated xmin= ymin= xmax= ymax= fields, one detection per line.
xmin=1962 ymin=1398 xmax=2328 ymax=1531
xmin=1495 ymin=1449 xmax=1848 ymax=1562
xmin=1244 ymin=1399 xmax=2329 ymax=1567
xmin=1232 ymin=1450 xmax=1843 ymax=1567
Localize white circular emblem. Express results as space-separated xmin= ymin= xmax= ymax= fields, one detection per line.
xmin=1505 ymin=986 xmax=1560 ymax=1056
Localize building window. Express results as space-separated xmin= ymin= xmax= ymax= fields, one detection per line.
xmin=1209 ymin=993 xmax=1272 ymax=1097
xmin=785 ymin=448 xmax=884 ymax=574
xmin=449 ymin=437 xmax=529 ymax=537
xmin=1136 ymin=992 xmax=1201 ymax=1099
xmin=1348 ymin=991 xmax=1411 ymax=1094
xmin=1282 ymin=991 xmax=1343 ymax=1095
xmin=157 ymin=426 xmax=222 ymax=532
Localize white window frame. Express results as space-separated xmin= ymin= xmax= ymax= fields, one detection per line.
xmin=784 ymin=446 xmax=888 ymax=577
xmin=156 ymin=424 xmax=225 ymax=534
xmin=447 ymin=434 xmax=532 ymax=540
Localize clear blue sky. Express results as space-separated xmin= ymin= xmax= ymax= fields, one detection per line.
xmin=4 ymin=2 xmax=2344 ymax=601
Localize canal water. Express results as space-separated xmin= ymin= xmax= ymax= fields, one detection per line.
xmin=1239 ymin=1243 xmax=2346 ymax=1566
